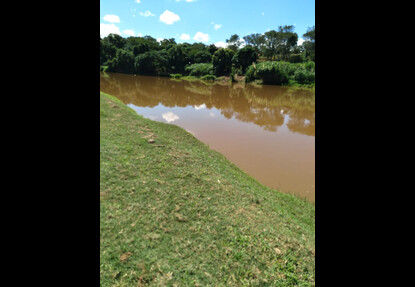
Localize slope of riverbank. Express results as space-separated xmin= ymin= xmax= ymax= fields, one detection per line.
xmin=100 ymin=92 xmax=315 ymax=286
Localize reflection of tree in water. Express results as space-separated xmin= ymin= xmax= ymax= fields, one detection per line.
xmin=100 ymin=72 xmax=314 ymax=136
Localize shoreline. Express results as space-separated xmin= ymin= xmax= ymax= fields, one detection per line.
xmin=100 ymin=91 xmax=315 ymax=285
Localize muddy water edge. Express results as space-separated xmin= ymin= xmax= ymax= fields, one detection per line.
xmin=100 ymin=72 xmax=315 ymax=203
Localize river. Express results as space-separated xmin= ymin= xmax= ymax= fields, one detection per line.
xmin=100 ymin=72 xmax=315 ymax=203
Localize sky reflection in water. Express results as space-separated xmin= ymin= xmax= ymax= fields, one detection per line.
xmin=100 ymin=73 xmax=315 ymax=202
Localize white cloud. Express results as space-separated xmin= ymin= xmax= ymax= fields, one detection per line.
xmin=176 ymin=0 xmax=197 ymax=2
xmin=103 ymin=14 xmax=120 ymax=23
xmin=194 ymin=104 xmax=206 ymax=110
xmin=135 ymin=0 xmax=141 ymax=3
xmin=139 ymin=11 xmax=155 ymax=17
xmin=214 ymin=41 xmax=228 ymax=48
xmin=214 ymin=24 xmax=222 ymax=30
xmin=123 ymin=29 xmax=135 ymax=37
xmin=159 ymin=10 xmax=180 ymax=25
xmin=297 ymin=38 xmax=305 ymax=46
xmin=162 ymin=112 xmax=180 ymax=123
xmin=240 ymin=38 xmax=246 ymax=48
xmin=157 ymin=38 xmax=164 ymax=42
xmin=100 ymin=23 xmax=121 ymax=37
xmin=193 ymin=31 xmax=209 ymax=42
xmin=147 ymin=115 xmax=158 ymax=121
xmin=180 ymin=33 xmax=190 ymax=40
xmin=138 ymin=33 xmax=143 ymax=37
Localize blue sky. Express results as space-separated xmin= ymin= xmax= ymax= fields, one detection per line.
xmin=100 ymin=0 xmax=315 ymax=47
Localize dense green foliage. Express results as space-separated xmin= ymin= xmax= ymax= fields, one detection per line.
xmin=302 ymin=26 xmax=315 ymax=62
xmin=212 ymin=48 xmax=235 ymax=76
xmin=245 ymin=61 xmax=315 ymax=86
xmin=100 ymin=92 xmax=315 ymax=286
xmin=185 ymin=63 xmax=214 ymax=77
xmin=200 ymin=74 xmax=217 ymax=81
xmin=100 ymin=26 xmax=315 ymax=85
xmin=232 ymin=46 xmax=258 ymax=73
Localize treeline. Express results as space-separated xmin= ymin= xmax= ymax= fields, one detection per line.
xmin=100 ymin=74 xmax=315 ymax=135
xmin=100 ymin=25 xmax=315 ymax=85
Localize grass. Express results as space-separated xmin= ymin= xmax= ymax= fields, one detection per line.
xmin=245 ymin=61 xmax=315 ymax=88
xmin=100 ymin=92 xmax=315 ymax=286
xmin=170 ymin=73 xmax=182 ymax=79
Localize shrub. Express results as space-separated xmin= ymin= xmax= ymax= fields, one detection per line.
xmin=184 ymin=63 xmax=214 ymax=77
xmin=245 ymin=61 xmax=315 ymax=85
xmin=232 ymin=46 xmax=258 ymax=74
xmin=170 ymin=73 xmax=182 ymax=78
xmin=306 ymin=71 xmax=315 ymax=83
xmin=294 ymin=69 xmax=315 ymax=85
xmin=255 ymin=61 xmax=289 ymax=85
xmin=244 ymin=64 xmax=257 ymax=83
xmin=200 ymin=74 xmax=217 ymax=81
xmin=212 ymin=48 xmax=235 ymax=76
xmin=294 ymin=70 xmax=308 ymax=84
xmin=304 ymin=61 xmax=315 ymax=72
xmin=288 ymin=54 xmax=304 ymax=63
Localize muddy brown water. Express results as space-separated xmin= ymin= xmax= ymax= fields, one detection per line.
xmin=100 ymin=73 xmax=315 ymax=203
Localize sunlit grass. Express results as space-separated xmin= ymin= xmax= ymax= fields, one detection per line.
xmin=100 ymin=92 xmax=315 ymax=286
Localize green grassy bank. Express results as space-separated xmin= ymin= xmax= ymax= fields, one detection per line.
xmin=100 ymin=92 xmax=315 ymax=286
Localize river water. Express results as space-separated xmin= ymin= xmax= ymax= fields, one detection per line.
xmin=100 ymin=72 xmax=315 ymax=203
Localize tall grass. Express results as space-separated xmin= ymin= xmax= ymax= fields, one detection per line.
xmin=184 ymin=63 xmax=214 ymax=77
xmin=245 ymin=61 xmax=315 ymax=86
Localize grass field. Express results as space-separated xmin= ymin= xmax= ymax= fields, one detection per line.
xmin=100 ymin=92 xmax=315 ymax=286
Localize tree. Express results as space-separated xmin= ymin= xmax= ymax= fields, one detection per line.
xmin=159 ymin=38 xmax=177 ymax=50
xmin=102 ymin=33 xmax=126 ymax=49
xmin=100 ymin=38 xmax=117 ymax=65
xmin=192 ymin=51 xmax=212 ymax=63
xmin=302 ymin=26 xmax=315 ymax=61
xmin=167 ymin=44 xmax=189 ymax=73
xmin=207 ymin=44 xmax=218 ymax=55
xmin=113 ymin=49 xmax=135 ymax=74
xmin=276 ymin=25 xmax=298 ymax=61
xmin=135 ymin=50 xmax=169 ymax=75
xmin=226 ymin=34 xmax=242 ymax=52
xmin=187 ymin=43 xmax=211 ymax=64
xmin=243 ymin=33 xmax=266 ymax=54
xmin=212 ymin=48 xmax=235 ymax=76
xmin=264 ymin=30 xmax=279 ymax=60
xmin=263 ymin=26 xmax=299 ymax=61
xmin=232 ymin=46 xmax=258 ymax=74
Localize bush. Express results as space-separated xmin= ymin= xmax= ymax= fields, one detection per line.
xmin=245 ymin=61 xmax=315 ymax=86
xmin=200 ymin=74 xmax=217 ymax=81
xmin=232 ymin=46 xmax=258 ymax=74
xmin=306 ymin=71 xmax=315 ymax=83
xmin=255 ymin=61 xmax=289 ymax=85
xmin=294 ymin=70 xmax=308 ymax=84
xmin=288 ymin=54 xmax=304 ymax=63
xmin=170 ymin=73 xmax=182 ymax=78
xmin=294 ymin=69 xmax=315 ymax=85
xmin=304 ymin=61 xmax=315 ymax=72
xmin=212 ymin=48 xmax=235 ymax=76
xmin=244 ymin=64 xmax=257 ymax=83
xmin=184 ymin=63 xmax=214 ymax=77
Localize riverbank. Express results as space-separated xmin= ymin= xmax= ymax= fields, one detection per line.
xmin=100 ymin=92 xmax=315 ymax=286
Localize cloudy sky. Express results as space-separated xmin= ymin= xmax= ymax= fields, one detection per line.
xmin=100 ymin=0 xmax=315 ymax=47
